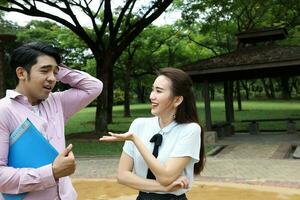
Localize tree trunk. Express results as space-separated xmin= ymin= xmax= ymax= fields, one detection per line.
xmin=291 ymin=77 xmax=300 ymax=94
xmin=0 ymin=47 xmax=5 ymax=98
xmin=236 ymin=80 xmax=242 ymax=111
xmin=261 ymin=78 xmax=272 ymax=99
xmin=107 ymin=63 xmax=113 ymax=123
xmin=241 ymin=80 xmax=250 ymax=100
xmin=210 ymin=85 xmax=215 ymax=100
xmin=168 ymin=48 xmax=175 ymax=67
xmin=268 ymin=78 xmax=275 ymax=98
xmin=123 ymin=60 xmax=131 ymax=117
xmin=95 ymin=56 xmax=112 ymax=136
xmin=280 ymin=76 xmax=291 ymax=99
xmin=224 ymin=81 xmax=234 ymax=123
xmin=136 ymin=79 xmax=146 ymax=103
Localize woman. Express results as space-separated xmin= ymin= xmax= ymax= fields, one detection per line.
xmin=100 ymin=67 xmax=205 ymax=200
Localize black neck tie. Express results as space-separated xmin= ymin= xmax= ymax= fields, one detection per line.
xmin=146 ymin=133 xmax=163 ymax=179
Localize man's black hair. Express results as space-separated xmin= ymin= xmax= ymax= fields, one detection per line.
xmin=10 ymin=42 xmax=61 ymax=81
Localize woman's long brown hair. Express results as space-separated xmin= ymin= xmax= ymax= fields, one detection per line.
xmin=157 ymin=67 xmax=205 ymax=174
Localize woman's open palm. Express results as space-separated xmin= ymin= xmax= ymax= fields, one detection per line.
xmin=99 ymin=132 xmax=134 ymax=142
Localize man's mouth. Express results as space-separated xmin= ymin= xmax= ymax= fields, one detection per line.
xmin=43 ymin=85 xmax=52 ymax=91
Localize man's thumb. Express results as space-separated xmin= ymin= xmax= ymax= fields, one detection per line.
xmin=62 ymin=144 xmax=73 ymax=156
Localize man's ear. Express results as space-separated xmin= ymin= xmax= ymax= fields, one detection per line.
xmin=16 ymin=67 xmax=27 ymax=80
xmin=174 ymin=96 xmax=183 ymax=107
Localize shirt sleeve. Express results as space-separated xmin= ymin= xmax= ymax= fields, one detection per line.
xmin=54 ymin=65 xmax=103 ymax=121
xmin=0 ymin=110 xmax=56 ymax=194
xmin=170 ymin=123 xmax=201 ymax=162
xmin=122 ymin=118 xmax=142 ymax=158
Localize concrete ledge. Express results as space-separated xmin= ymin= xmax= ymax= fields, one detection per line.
xmin=206 ymin=145 xmax=225 ymax=156
xmin=205 ymin=131 xmax=217 ymax=145
xmin=287 ymin=120 xmax=297 ymax=134
xmin=249 ymin=121 xmax=259 ymax=134
xmin=271 ymin=144 xmax=291 ymax=159
xmin=293 ymin=145 xmax=300 ymax=159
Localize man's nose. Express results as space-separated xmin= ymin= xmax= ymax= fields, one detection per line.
xmin=47 ymin=72 xmax=56 ymax=82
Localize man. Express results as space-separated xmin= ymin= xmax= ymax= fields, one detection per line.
xmin=0 ymin=42 xmax=103 ymax=199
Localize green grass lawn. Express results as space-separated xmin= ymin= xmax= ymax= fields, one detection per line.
xmin=66 ymin=99 xmax=300 ymax=134
xmin=68 ymin=140 xmax=124 ymax=156
xmin=65 ymin=100 xmax=300 ymax=156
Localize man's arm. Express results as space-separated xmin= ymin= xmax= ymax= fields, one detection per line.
xmin=0 ymin=136 xmax=76 ymax=194
xmin=0 ymin=114 xmax=75 ymax=194
xmin=0 ymin=122 xmax=57 ymax=194
xmin=55 ymin=64 xmax=103 ymax=121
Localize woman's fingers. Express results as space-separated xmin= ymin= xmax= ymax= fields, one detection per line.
xmin=179 ymin=176 xmax=189 ymax=189
xmin=99 ymin=132 xmax=134 ymax=142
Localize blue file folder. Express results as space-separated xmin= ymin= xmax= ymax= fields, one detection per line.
xmin=2 ymin=118 xmax=59 ymax=200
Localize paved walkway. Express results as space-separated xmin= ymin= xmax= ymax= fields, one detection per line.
xmin=72 ymin=132 xmax=300 ymax=188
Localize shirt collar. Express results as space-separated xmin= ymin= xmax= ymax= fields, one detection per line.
xmin=156 ymin=117 xmax=178 ymax=135
xmin=6 ymin=89 xmax=24 ymax=99
xmin=6 ymin=89 xmax=30 ymax=104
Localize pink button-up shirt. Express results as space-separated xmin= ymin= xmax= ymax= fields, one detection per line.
xmin=0 ymin=66 xmax=103 ymax=200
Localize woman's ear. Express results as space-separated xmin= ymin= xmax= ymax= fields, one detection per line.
xmin=16 ymin=67 xmax=27 ymax=80
xmin=174 ymin=96 xmax=183 ymax=107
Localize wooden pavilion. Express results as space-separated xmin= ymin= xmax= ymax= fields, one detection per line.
xmin=183 ymin=28 xmax=300 ymax=132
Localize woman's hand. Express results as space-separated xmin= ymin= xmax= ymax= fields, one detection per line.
xmin=99 ymin=132 xmax=134 ymax=142
xmin=165 ymin=176 xmax=189 ymax=192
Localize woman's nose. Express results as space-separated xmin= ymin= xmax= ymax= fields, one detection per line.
xmin=149 ymin=91 xmax=155 ymax=100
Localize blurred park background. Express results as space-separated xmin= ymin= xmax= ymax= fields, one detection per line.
xmin=0 ymin=1 xmax=299 ymax=156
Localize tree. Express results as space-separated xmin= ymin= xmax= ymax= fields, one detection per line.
xmin=16 ymin=20 xmax=88 ymax=68
xmin=114 ymin=25 xmax=167 ymax=117
xmin=0 ymin=0 xmax=174 ymax=135
xmin=115 ymin=23 xmax=202 ymax=116
xmin=180 ymin=0 xmax=300 ymax=103
xmin=0 ymin=13 xmax=17 ymax=97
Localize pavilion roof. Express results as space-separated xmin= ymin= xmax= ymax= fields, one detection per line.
xmin=183 ymin=45 xmax=300 ymax=81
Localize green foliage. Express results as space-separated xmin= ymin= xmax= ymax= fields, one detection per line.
xmin=0 ymin=14 xmax=17 ymax=34
xmin=16 ymin=20 xmax=88 ymax=67
xmin=113 ymin=88 xmax=125 ymax=105
xmin=0 ymin=0 xmax=8 ymax=6
xmin=182 ymin=0 xmax=299 ymax=30
xmin=82 ymin=58 xmax=96 ymax=77
xmin=180 ymin=0 xmax=300 ymax=54
xmin=280 ymin=25 xmax=300 ymax=45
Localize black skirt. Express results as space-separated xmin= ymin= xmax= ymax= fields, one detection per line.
xmin=136 ymin=191 xmax=187 ymax=200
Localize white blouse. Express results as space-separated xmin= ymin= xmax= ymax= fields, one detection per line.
xmin=123 ymin=116 xmax=201 ymax=195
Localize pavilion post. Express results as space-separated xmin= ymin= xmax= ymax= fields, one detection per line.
xmin=224 ymin=80 xmax=234 ymax=123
